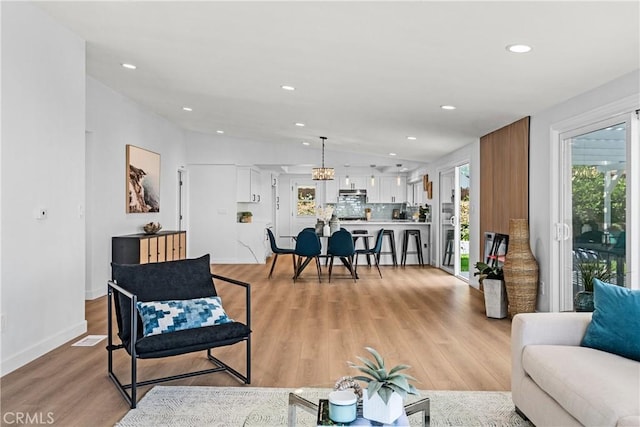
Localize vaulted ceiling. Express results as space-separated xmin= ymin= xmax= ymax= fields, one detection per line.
xmin=36 ymin=1 xmax=639 ymax=164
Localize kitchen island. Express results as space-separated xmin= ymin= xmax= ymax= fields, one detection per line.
xmin=340 ymin=221 xmax=431 ymax=265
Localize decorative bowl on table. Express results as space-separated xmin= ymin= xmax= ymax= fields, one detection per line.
xmin=143 ymin=222 xmax=162 ymax=234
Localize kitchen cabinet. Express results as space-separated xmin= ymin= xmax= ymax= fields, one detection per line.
xmin=380 ymin=176 xmax=407 ymax=203
xmin=237 ymin=167 xmax=262 ymax=203
xmin=335 ymin=175 xmax=378 ymax=202
xmin=324 ymin=179 xmax=339 ymax=204
xmin=112 ymin=231 xmax=187 ymax=264
xmin=339 ymin=175 xmax=368 ymax=191
xmin=409 ymin=182 xmax=426 ymax=206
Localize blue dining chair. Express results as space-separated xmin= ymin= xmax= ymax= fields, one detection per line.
xmin=294 ymin=229 xmax=322 ymax=283
xmin=355 ymin=228 xmax=384 ymax=278
xmin=266 ymin=228 xmax=296 ymax=279
xmin=327 ymin=229 xmax=356 ymax=282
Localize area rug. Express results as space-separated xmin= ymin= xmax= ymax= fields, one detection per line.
xmin=116 ymin=386 xmax=532 ymax=427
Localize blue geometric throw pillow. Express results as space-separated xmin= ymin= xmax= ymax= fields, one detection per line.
xmin=581 ymin=279 xmax=640 ymax=361
xmin=136 ymin=296 xmax=233 ymax=337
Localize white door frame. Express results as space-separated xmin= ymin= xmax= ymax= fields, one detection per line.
xmin=551 ymin=96 xmax=639 ymax=311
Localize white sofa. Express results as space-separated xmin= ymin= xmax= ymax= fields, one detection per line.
xmin=511 ymin=312 xmax=640 ymax=426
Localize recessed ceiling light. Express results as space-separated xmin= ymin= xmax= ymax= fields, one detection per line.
xmin=121 ymin=63 xmax=137 ymax=70
xmin=506 ymin=44 xmax=532 ymax=53
xmin=216 ymin=130 xmax=224 ymax=134
xmin=182 ymin=107 xmax=193 ymax=112
xmin=302 ymin=141 xmax=310 ymax=146
xmin=389 ymin=152 xmax=397 ymax=156
xmin=441 ymin=105 xmax=456 ymax=110
xmin=295 ymin=122 xmax=305 ymax=127
xmin=281 ymin=85 xmax=296 ymax=91
xmin=407 ymin=136 xmax=417 ymax=140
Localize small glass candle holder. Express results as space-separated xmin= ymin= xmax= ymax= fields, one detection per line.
xmin=328 ymin=390 xmax=357 ymax=423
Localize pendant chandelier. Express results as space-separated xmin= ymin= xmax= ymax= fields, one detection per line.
xmin=312 ymin=136 xmax=335 ymax=180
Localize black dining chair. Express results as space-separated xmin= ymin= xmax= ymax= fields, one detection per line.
xmin=355 ymin=228 xmax=384 ymax=278
xmin=293 ymin=229 xmax=322 ymax=283
xmin=327 ymin=229 xmax=357 ymax=283
xmin=266 ymin=228 xmax=296 ymax=279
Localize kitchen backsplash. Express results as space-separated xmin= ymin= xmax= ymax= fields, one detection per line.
xmin=329 ymin=202 xmax=421 ymax=221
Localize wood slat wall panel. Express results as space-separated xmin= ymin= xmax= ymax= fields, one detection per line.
xmin=480 ymin=117 xmax=530 ymax=260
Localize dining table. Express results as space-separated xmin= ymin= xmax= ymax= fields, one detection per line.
xmin=280 ymin=232 xmax=373 ymax=279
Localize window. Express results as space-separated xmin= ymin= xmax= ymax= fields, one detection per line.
xmin=296 ymin=186 xmax=316 ymax=216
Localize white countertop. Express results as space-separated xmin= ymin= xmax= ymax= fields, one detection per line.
xmin=340 ymin=221 xmax=431 ymax=226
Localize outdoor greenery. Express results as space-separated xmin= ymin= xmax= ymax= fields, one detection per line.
xmin=577 ymin=261 xmax=613 ymax=292
xmin=572 ymin=166 xmax=626 ymax=233
xmin=460 ymin=191 xmax=470 ymax=241
xmin=296 ymin=186 xmax=316 ymax=216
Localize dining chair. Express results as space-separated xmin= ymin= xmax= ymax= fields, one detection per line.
xmin=293 ymin=229 xmax=322 ymax=283
xmin=355 ymin=228 xmax=384 ymax=278
xmin=266 ymin=228 xmax=296 ymax=279
xmin=326 ymin=229 xmax=357 ymax=283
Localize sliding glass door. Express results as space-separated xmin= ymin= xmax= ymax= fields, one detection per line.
xmin=439 ymin=163 xmax=470 ymax=281
xmin=558 ymin=118 xmax=631 ymax=310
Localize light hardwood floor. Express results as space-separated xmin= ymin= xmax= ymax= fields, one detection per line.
xmin=0 ymin=261 xmax=512 ymax=426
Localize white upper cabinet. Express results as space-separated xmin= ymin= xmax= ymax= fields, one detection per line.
xmin=237 ymin=167 xmax=262 ymax=203
xmin=340 ymin=175 xmax=368 ymax=190
xmin=324 ymin=179 xmax=339 ymax=204
xmin=380 ymin=176 xmax=407 ymax=203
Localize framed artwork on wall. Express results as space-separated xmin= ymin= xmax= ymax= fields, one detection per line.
xmin=126 ymin=145 xmax=160 ymax=213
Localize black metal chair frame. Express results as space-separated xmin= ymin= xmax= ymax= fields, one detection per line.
xmin=107 ymin=273 xmax=251 ymax=409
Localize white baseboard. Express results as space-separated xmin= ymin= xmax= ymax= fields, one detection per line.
xmin=85 ymin=286 xmax=106 ymax=300
xmin=0 ymin=320 xmax=87 ymax=376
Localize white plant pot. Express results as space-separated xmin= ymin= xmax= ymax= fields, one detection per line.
xmin=483 ymin=279 xmax=508 ymax=319
xmin=362 ymin=388 xmax=403 ymax=424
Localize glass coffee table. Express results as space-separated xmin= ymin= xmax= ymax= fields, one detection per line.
xmin=288 ymin=388 xmax=430 ymax=426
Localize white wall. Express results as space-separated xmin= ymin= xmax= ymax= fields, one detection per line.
xmin=530 ymin=70 xmax=640 ymax=312
xmin=85 ymin=77 xmax=186 ymax=299
xmin=0 ymin=2 xmax=86 ymax=375
xmin=186 ymin=165 xmax=238 ymax=263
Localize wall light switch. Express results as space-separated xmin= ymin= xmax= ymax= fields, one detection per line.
xmin=34 ymin=208 xmax=48 ymax=220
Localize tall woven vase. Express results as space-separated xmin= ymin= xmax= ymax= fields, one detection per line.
xmin=503 ymin=219 xmax=539 ymax=317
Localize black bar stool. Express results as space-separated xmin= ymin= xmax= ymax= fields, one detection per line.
xmin=442 ymin=229 xmax=454 ymax=266
xmin=401 ymin=229 xmax=424 ymax=266
xmin=352 ymin=230 xmax=372 ymax=266
xmin=377 ymin=229 xmax=398 ymax=266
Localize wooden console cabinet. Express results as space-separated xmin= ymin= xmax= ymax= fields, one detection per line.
xmin=112 ymin=231 xmax=186 ymax=264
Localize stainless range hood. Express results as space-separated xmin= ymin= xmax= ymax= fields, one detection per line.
xmin=338 ymin=189 xmax=367 ymax=196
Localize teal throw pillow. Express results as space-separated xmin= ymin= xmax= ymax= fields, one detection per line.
xmin=581 ymin=279 xmax=640 ymax=361
xmin=136 ymin=296 xmax=233 ymax=337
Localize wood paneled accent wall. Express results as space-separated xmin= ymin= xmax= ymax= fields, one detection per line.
xmin=480 ymin=116 xmax=530 ymax=260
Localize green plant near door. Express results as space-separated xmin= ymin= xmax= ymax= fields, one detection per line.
xmin=575 ymin=260 xmax=614 ymax=312
xmin=576 ymin=261 xmax=612 ymax=292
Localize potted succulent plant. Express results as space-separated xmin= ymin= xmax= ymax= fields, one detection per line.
xmin=474 ymin=261 xmax=507 ymax=319
xmin=348 ymin=347 xmax=419 ymax=424
xmin=575 ymin=261 xmax=613 ymax=312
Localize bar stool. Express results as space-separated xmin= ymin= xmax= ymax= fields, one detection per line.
xmin=401 ymin=229 xmax=424 ymax=266
xmin=442 ymin=229 xmax=454 ymax=266
xmin=377 ymin=229 xmax=398 ymax=266
xmin=352 ymin=230 xmax=371 ymax=266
